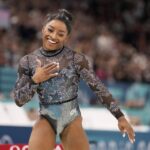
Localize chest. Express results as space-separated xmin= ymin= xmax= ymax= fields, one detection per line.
xmin=28 ymin=53 xmax=76 ymax=78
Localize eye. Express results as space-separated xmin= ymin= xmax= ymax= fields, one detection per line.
xmin=58 ymin=33 xmax=64 ymax=37
xmin=48 ymin=28 xmax=53 ymax=32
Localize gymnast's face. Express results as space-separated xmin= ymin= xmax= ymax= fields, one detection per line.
xmin=42 ymin=19 xmax=68 ymax=51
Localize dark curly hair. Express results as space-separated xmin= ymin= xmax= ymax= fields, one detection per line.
xmin=44 ymin=9 xmax=73 ymax=34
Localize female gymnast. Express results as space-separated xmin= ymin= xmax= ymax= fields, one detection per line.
xmin=13 ymin=9 xmax=135 ymax=150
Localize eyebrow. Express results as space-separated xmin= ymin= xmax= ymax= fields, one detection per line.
xmin=48 ymin=25 xmax=66 ymax=33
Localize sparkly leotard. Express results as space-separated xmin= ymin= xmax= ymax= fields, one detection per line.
xmin=13 ymin=46 xmax=123 ymax=134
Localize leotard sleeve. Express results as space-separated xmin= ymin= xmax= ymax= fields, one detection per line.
xmin=74 ymin=52 xmax=124 ymax=119
xmin=13 ymin=55 xmax=38 ymax=107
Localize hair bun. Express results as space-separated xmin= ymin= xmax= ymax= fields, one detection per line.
xmin=44 ymin=9 xmax=73 ymax=34
xmin=58 ymin=9 xmax=73 ymax=24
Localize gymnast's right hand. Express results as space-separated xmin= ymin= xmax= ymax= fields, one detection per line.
xmin=32 ymin=59 xmax=59 ymax=84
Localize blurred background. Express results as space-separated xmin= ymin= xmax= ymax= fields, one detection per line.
xmin=0 ymin=0 xmax=150 ymax=149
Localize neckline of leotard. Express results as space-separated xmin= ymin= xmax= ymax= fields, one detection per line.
xmin=40 ymin=46 xmax=64 ymax=57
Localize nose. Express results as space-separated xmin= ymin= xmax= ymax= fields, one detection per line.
xmin=51 ymin=32 xmax=57 ymax=40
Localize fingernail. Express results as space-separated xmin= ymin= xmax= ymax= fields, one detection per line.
xmin=122 ymin=133 xmax=126 ymax=138
xmin=130 ymin=139 xmax=135 ymax=144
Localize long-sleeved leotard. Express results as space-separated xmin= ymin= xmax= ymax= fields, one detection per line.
xmin=13 ymin=46 xmax=123 ymax=133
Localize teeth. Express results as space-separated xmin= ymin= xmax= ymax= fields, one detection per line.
xmin=48 ymin=39 xmax=56 ymax=44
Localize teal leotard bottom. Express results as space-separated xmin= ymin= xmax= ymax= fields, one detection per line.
xmin=39 ymin=98 xmax=81 ymax=135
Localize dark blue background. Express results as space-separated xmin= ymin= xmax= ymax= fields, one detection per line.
xmin=0 ymin=126 xmax=150 ymax=150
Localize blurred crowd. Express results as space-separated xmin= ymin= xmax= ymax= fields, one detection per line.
xmin=0 ymin=0 xmax=150 ymax=83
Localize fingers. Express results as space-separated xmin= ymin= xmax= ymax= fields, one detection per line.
xmin=44 ymin=62 xmax=59 ymax=79
xmin=36 ymin=59 xmax=42 ymax=67
xmin=126 ymin=127 xmax=136 ymax=144
xmin=121 ymin=127 xmax=135 ymax=144
xmin=118 ymin=116 xmax=135 ymax=144
xmin=49 ymin=73 xmax=59 ymax=78
xmin=118 ymin=124 xmax=125 ymax=134
xmin=48 ymin=66 xmax=59 ymax=74
xmin=118 ymin=123 xmax=135 ymax=144
xmin=45 ymin=63 xmax=59 ymax=73
xmin=43 ymin=62 xmax=59 ymax=69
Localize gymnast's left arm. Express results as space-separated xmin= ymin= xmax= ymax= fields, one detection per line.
xmin=74 ymin=52 xmax=135 ymax=143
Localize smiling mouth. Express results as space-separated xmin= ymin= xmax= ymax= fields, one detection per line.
xmin=46 ymin=37 xmax=58 ymax=45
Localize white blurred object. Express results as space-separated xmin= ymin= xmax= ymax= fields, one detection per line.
xmin=81 ymin=107 xmax=118 ymax=131
xmin=81 ymin=107 xmax=150 ymax=132
xmin=0 ymin=102 xmax=149 ymax=132
xmin=0 ymin=102 xmax=33 ymax=126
